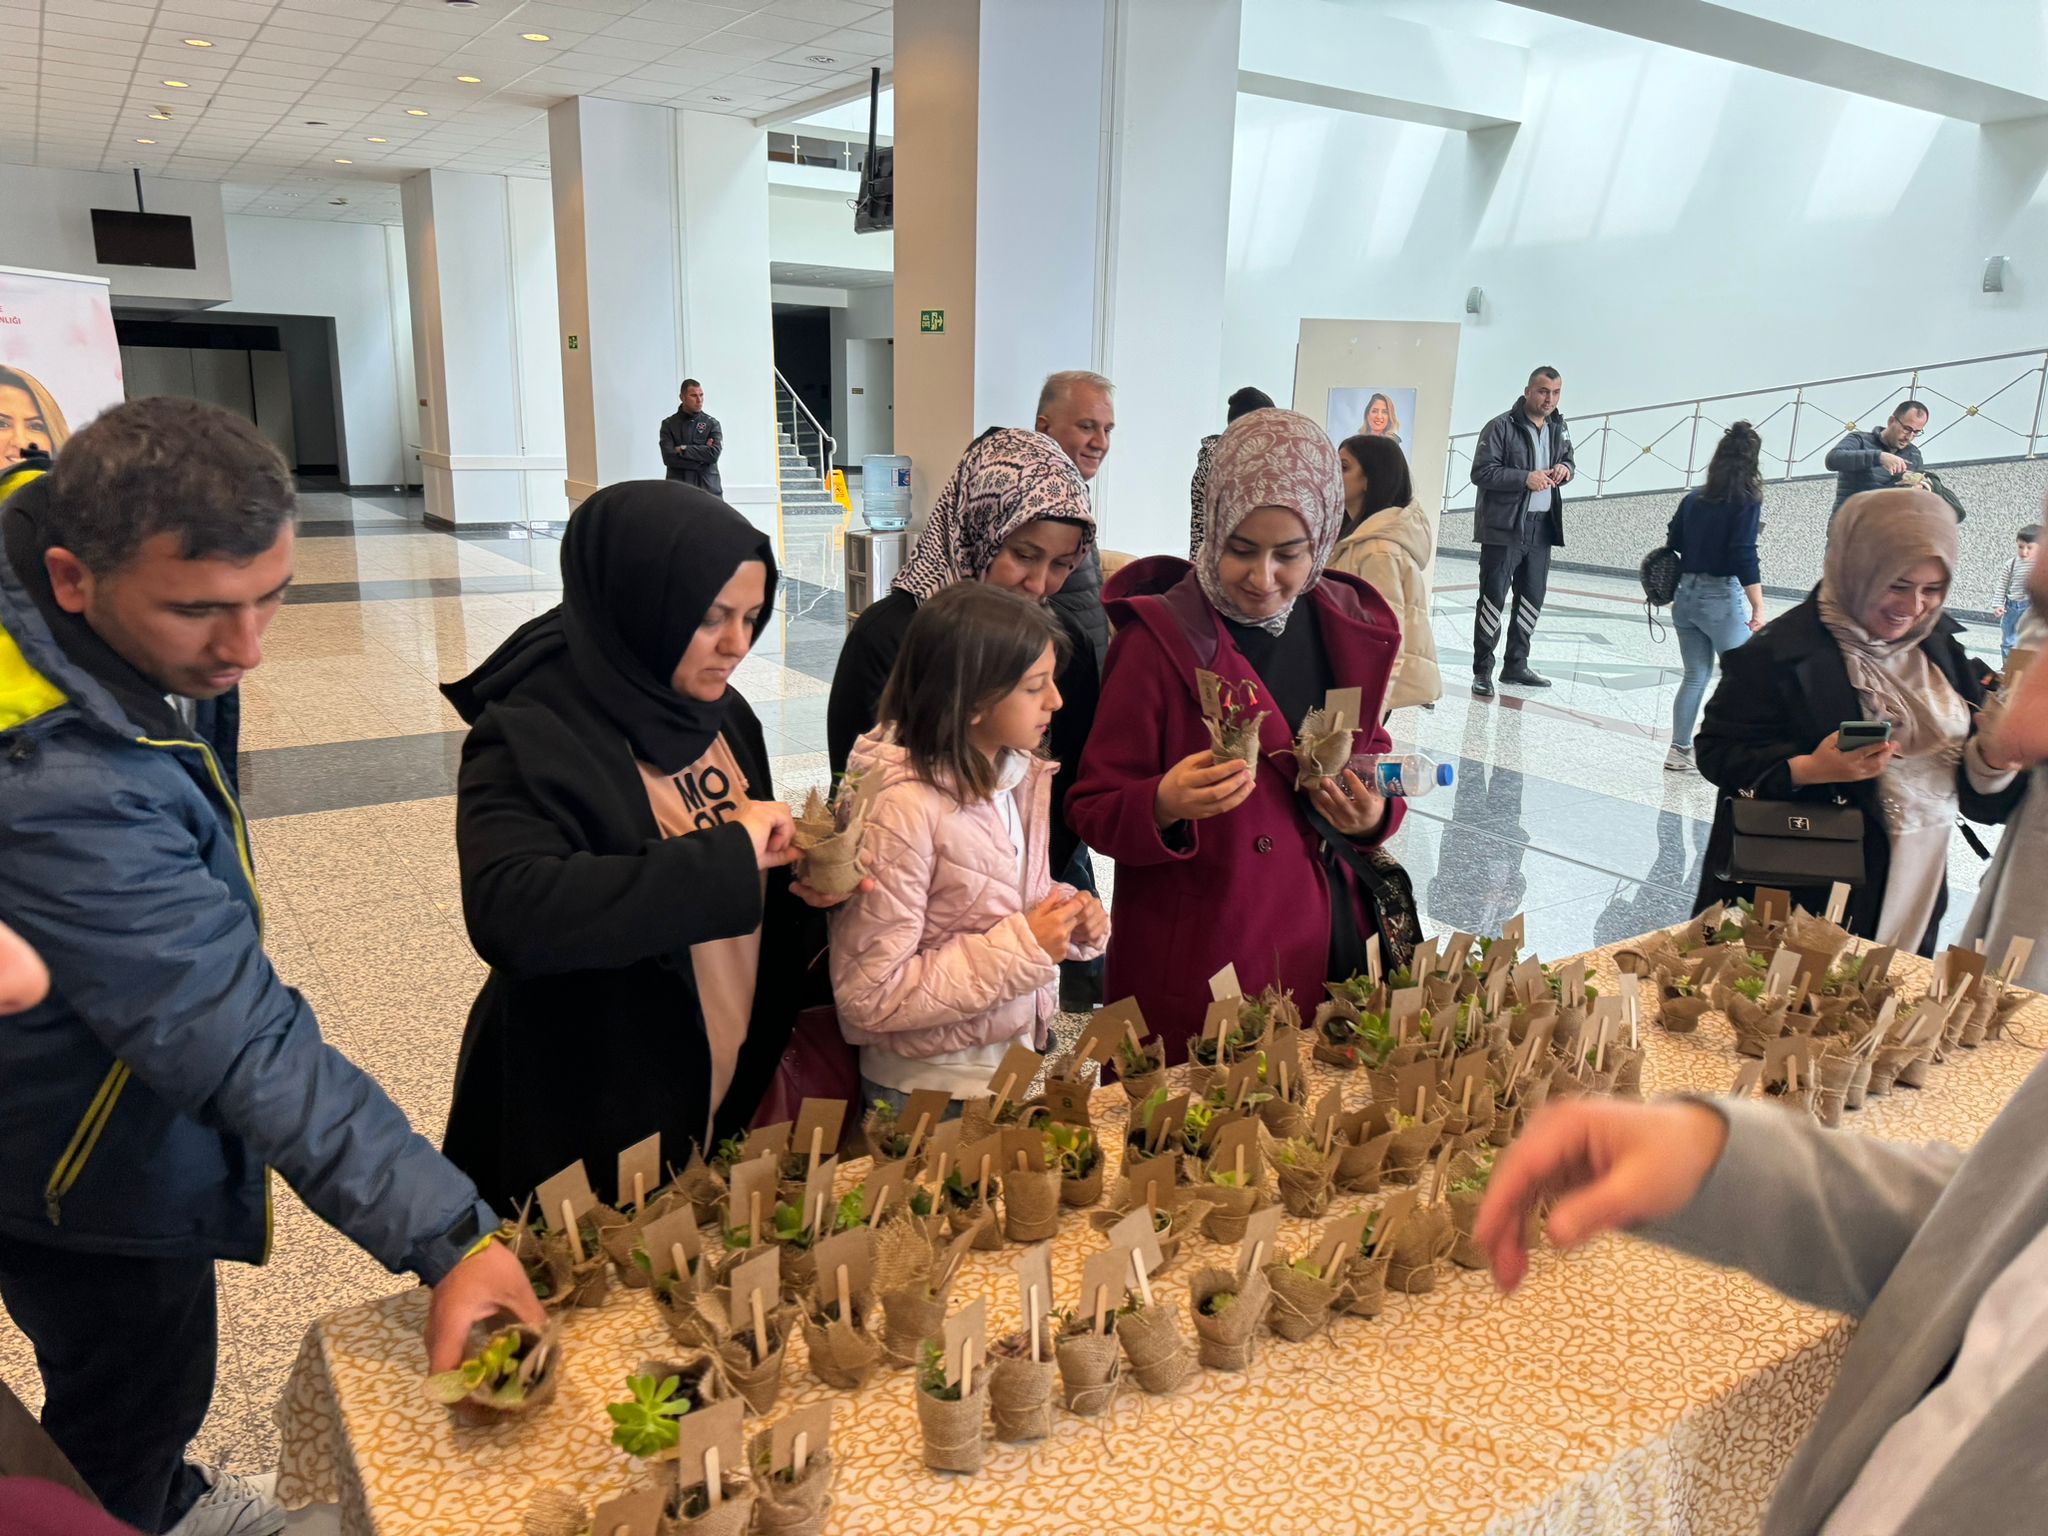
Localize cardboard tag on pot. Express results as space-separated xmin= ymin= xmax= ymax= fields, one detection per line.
xmin=1200 ymin=998 xmax=1237 ymax=1048
xmin=1236 ymin=1204 xmax=1285 ymax=1278
xmin=534 ymin=1161 xmax=598 ymax=1228
xmin=1365 ymin=932 xmax=1382 ymax=984
xmin=1123 ymin=1151 xmax=1177 ymax=1215
xmin=728 ymin=1155 xmax=778 ymax=1229
xmin=641 ymin=1207 xmax=701 ymax=1277
xmin=1754 ymin=887 xmax=1792 ymax=926
xmin=729 ymin=1248 xmax=780 ymax=1327
xmin=1763 ymin=947 xmax=1800 ymax=1003
xmin=2001 ymin=936 xmax=2037 ymax=984
xmin=674 ymin=1396 xmax=746 ymax=1497
xmin=1559 ymin=957 xmax=1588 ymax=1009
xmin=1002 ymin=1126 xmax=1048 ymax=1174
xmin=1413 ymin=936 xmax=1441 ymax=979
xmin=745 ymin=1121 xmax=793 ymax=1162
xmin=1764 ymin=1035 xmax=1814 ymax=1086
xmin=1500 ymin=914 xmax=1526 ymax=958
xmin=985 ymin=1043 xmax=1042 ymax=1108
xmin=961 ymin=1134 xmax=1002 ymax=1195
xmin=1315 ymin=1208 xmax=1371 ymax=1281
xmin=941 ymin=1297 xmax=988 ymax=1391
xmin=1371 ymin=1189 xmax=1419 ymax=1257
xmin=590 ymin=1484 xmax=663 ymax=1536
xmin=1485 ymin=965 xmax=1511 ymax=1014
xmin=811 ymin=1228 xmax=872 ymax=1311
xmin=1309 ymin=1087 xmax=1341 ymax=1145
xmin=1208 ymin=1116 xmax=1260 ymax=1180
xmin=1856 ymin=946 xmax=1897 ymax=989
xmin=861 ymin=1160 xmax=905 ymax=1224
xmin=1390 ymin=984 xmax=1424 ymax=1036
xmin=1512 ymin=955 xmax=1546 ymax=1004
xmin=1143 ymin=1093 xmax=1188 ymax=1154
xmin=1107 ymin=1204 xmax=1166 ymax=1278
xmin=1094 ymin=996 xmax=1148 ymax=1048
xmin=1209 ymin=963 xmax=1243 ymax=1002
xmin=1077 ymin=1247 xmax=1130 ymax=1328
xmin=801 ymin=1157 xmax=839 ymax=1235
xmin=1938 ymin=945 xmax=1988 ymax=1001
xmin=1442 ymin=931 xmax=1476 ymax=975
xmin=1449 ymin=1050 xmax=1490 ymax=1113
xmin=1395 ymin=1060 xmax=1439 ymax=1121
xmin=883 ymin=1090 xmax=947 ymax=1156
xmin=926 ymin=1119 xmax=965 ymax=1186
xmin=1013 ymin=1243 xmax=1054 ymax=1330
xmin=1321 ymin=685 xmax=1361 ymax=733
xmin=616 ymin=1134 xmax=662 ymax=1213
xmin=1041 ymin=1077 xmax=1094 ymax=1126
xmin=1072 ymin=1015 xmax=1120 ymax=1070
xmin=1267 ymin=1028 xmax=1304 ymax=1089
xmin=770 ymin=1402 xmax=833 ymax=1478
xmin=1222 ymin=1055 xmax=1262 ymax=1108
xmin=793 ymin=1099 xmax=847 ymax=1165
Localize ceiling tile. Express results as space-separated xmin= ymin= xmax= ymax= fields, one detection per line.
xmin=720 ymin=13 xmax=822 ymax=43
xmin=684 ymin=31 xmax=785 ymax=60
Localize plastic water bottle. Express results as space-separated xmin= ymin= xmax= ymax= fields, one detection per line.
xmin=1353 ymin=753 xmax=1454 ymax=798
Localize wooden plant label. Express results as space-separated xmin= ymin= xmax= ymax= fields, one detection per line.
xmin=770 ymin=1402 xmax=833 ymax=1478
xmin=1512 ymin=955 xmax=1546 ymax=1004
xmin=1144 ymin=1094 xmax=1189 ymax=1154
xmin=985 ymin=1043 xmax=1043 ymax=1110
xmin=1076 ymin=1247 xmax=1130 ymax=1333
xmin=1371 ymin=1189 xmax=1419 ymax=1257
xmin=1012 ymin=1243 xmax=1054 ymax=1338
xmin=1122 ymin=1152 xmax=1177 ymax=1217
xmin=745 ymin=1122 xmax=793 ymax=1162
xmin=674 ymin=1396 xmax=745 ymax=1501
xmin=1267 ymin=1028 xmax=1304 ymax=1091
xmin=1237 ymin=1203 xmax=1284 ymax=1278
xmin=1500 ymin=914 xmax=1526 ymax=957
xmin=811 ymin=1228 xmax=872 ymax=1312
xmin=1314 ymin=1208 xmax=1370 ymax=1282
xmin=1107 ymin=1204 xmax=1166 ymax=1278
xmin=1390 ymin=984 xmax=1424 ymax=1033
xmin=794 ymin=1099 xmax=847 ymax=1166
xmin=728 ymin=1248 xmax=780 ymax=1332
xmin=1729 ymin=1060 xmax=1763 ymax=1098
xmin=861 ymin=1160 xmax=905 ymax=1225
xmin=728 ymin=1155 xmax=778 ymax=1232
xmin=590 ymin=1484 xmax=663 ymax=1536
xmin=1309 ymin=1087 xmax=1342 ymax=1146
xmin=1322 ymin=685 xmax=1362 ymax=732
xmin=1442 ymin=931 xmax=1477 ymax=975
xmin=801 ymin=1156 xmax=839 ymax=1236
xmin=1200 ymin=997 xmax=1237 ymax=1048
xmin=1394 ymin=1060 xmax=1439 ymax=1121
xmin=2001 ymin=936 xmax=2037 ymax=984
xmin=1002 ymin=1126 xmax=1048 ymax=1174
xmin=1449 ymin=1050 xmax=1490 ymax=1112
xmin=535 ymin=1161 xmax=598 ymax=1229
xmin=617 ymin=1134 xmax=662 ymax=1214
xmin=926 ymin=1120 xmax=965 ymax=1186
xmin=1763 ymin=947 xmax=1801 ymax=1003
xmin=1222 ymin=1056 xmax=1261 ymax=1108
xmin=1207 ymin=1116 xmax=1260 ymax=1181
xmin=1754 ymin=887 xmax=1791 ymax=926
xmin=640 ymin=1207 xmax=700 ymax=1277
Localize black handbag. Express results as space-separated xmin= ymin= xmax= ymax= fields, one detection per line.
xmin=1720 ymin=793 xmax=1866 ymax=888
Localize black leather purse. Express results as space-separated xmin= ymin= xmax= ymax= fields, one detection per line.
xmin=1721 ymin=793 xmax=1866 ymax=888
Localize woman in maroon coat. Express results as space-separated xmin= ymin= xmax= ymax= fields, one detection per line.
xmin=1069 ymin=409 xmax=1411 ymax=1056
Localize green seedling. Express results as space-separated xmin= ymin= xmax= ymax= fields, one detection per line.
xmin=1200 ymin=1290 xmax=1237 ymax=1317
xmin=711 ymin=1133 xmax=748 ymax=1174
xmin=1733 ymin=975 xmax=1766 ymax=1002
xmin=1287 ymin=1258 xmax=1323 ymax=1279
xmin=1271 ymin=1137 xmax=1322 ymax=1169
xmin=1043 ymin=1123 xmax=1100 ymax=1181
xmin=607 ymin=1371 xmax=691 ymax=1459
xmin=918 ymin=1339 xmax=961 ymax=1401
xmin=427 ymin=1326 xmax=533 ymax=1409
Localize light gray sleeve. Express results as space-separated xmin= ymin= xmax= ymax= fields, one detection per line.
xmin=1636 ymin=1098 xmax=1964 ymax=1318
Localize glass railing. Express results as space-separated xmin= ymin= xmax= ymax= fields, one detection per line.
xmin=1442 ymin=348 xmax=2048 ymax=510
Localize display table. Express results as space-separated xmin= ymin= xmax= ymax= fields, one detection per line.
xmin=276 ymin=939 xmax=2045 ymax=1535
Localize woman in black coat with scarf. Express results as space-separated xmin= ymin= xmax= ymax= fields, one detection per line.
xmin=440 ymin=481 xmax=845 ymax=1212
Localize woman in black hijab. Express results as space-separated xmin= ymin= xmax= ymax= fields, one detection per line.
xmin=440 ymin=481 xmax=838 ymax=1211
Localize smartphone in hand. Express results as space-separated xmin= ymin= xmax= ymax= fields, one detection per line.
xmin=1837 ymin=719 xmax=1895 ymax=752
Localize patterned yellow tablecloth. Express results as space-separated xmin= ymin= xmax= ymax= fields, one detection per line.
xmin=275 ymin=940 xmax=2046 ymax=1536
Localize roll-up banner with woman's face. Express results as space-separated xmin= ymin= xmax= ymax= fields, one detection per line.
xmin=0 ymin=266 xmax=126 ymax=468
xmin=1324 ymin=386 xmax=1417 ymax=452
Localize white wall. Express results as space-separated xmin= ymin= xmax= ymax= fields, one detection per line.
xmin=769 ymin=181 xmax=894 ymax=277
xmin=0 ymin=163 xmax=230 ymax=306
xmin=1222 ymin=27 xmax=2048 ymax=443
xmin=218 ymin=215 xmax=413 ymax=487
xmin=830 ymin=282 xmax=896 ymax=463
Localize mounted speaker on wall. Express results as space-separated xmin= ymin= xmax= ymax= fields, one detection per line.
xmin=1464 ymin=287 xmax=1484 ymax=316
xmin=1983 ymin=256 xmax=2008 ymax=294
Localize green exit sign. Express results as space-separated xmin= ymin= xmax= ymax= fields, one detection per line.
xmin=567 ymin=335 xmax=579 ymax=350
xmin=919 ymin=309 xmax=945 ymax=334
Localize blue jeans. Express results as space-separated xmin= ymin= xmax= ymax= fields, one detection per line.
xmin=859 ymin=1077 xmax=967 ymax=1120
xmin=2002 ymin=606 xmax=2023 ymax=660
xmin=1671 ymin=574 xmax=1752 ymax=750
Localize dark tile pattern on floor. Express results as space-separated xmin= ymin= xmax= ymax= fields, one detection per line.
xmin=240 ymin=731 xmax=467 ymax=820
xmin=286 ymin=574 xmax=564 ymax=605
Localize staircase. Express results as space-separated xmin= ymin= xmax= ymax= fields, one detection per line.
xmin=775 ymin=373 xmax=842 ymax=518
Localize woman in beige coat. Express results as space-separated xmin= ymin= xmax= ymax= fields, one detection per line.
xmin=1329 ymin=434 xmax=1442 ymax=712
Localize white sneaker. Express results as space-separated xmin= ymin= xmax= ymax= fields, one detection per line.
xmin=166 ymin=1464 xmax=287 ymax=1536
xmin=1664 ymin=745 xmax=1694 ymax=773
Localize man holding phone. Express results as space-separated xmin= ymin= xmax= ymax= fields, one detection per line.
xmin=1469 ymin=366 xmax=1574 ymax=697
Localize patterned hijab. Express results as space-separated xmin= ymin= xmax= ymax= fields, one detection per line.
xmin=1198 ymin=408 xmax=1345 ymax=634
xmin=1817 ymin=488 xmax=1965 ymax=760
xmin=892 ymin=427 xmax=1095 ymax=601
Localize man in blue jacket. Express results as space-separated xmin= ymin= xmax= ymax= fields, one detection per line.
xmin=1826 ymin=400 xmax=1927 ymax=519
xmin=1469 ymin=366 xmax=1575 ymax=697
xmin=0 ymin=398 xmax=541 ymax=1535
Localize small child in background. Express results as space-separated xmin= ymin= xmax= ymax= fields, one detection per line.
xmin=831 ymin=583 xmax=1109 ymax=1111
xmin=1996 ymin=524 xmax=2039 ymax=662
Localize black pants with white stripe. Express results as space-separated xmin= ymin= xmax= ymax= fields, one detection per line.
xmin=1472 ymin=540 xmax=1551 ymax=678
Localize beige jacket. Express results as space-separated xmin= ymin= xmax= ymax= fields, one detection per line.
xmin=1328 ymin=499 xmax=1442 ymax=712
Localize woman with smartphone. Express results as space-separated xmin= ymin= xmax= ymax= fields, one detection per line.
xmin=1692 ymin=488 xmax=2025 ymax=954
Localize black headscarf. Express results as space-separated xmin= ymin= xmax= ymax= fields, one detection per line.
xmin=444 ymin=480 xmax=777 ymax=773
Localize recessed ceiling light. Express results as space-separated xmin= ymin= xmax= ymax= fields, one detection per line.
xmin=367 ymin=136 xmax=387 ymax=143
xmin=806 ymin=55 xmax=837 ymax=64
xmin=163 ymin=79 xmax=190 ymax=88
xmin=521 ymin=32 xmax=550 ymax=42
xmin=148 ymin=109 xmax=172 ymax=120
xmin=445 ymin=0 xmax=479 ymax=7
xmin=456 ymin=74 xmax=482 ymax=83
xmin=406 ymin=108 xmax=430 ymax=116
xmin=709 ymin=94 xmax=732 ymax=102
xmin=334 ymin=158 xmax=353 ymax=164
xmin=304 ymin=120 xmax=328 ymax=126
xmin=136 ymin=137 xmax=156 ymax=144
xmin=182 ymin=37 xmax=213 ymax=47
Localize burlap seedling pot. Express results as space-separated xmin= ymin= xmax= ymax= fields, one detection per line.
xmin=1339 ymin=1250 xmax=1393 ymax=1318
xmin=1118 ymin=1300 xmax=1194 ymax=1394
xmin=717 ymin=1309 xmax=794 ymax=1414
xmin=1259 ymin=1095 xmax=1309 ymax=1141
xmin=653 ymin=1279 xmax=729 ymax=1353
xmin=1383 ymin=1117 xmax=1444 ymax=1184
xmin=661 ymin=1479 xmax=756 ymax=1536
xmin=946 ymin=1197 xmax=1002 ymax=1251
xmin=1335 ymin=1128 xmax=1394 ymax=1194
xmin=1205 ymin=715 xmax=1264 ymax=779
xmin=1734 ymin=1007 xmax=1788 ymax=1059
xmin=1274 ymin=1151 xmax=1335 ymax=1219
xmin=1059 ymin=1155 xmax=1105 ymax=1209
xmin=880 ymin=1284 xmax=948 ymax=1369
xmin=675 ymin=1157 xmax=726 ymax=1226
xmin=1261 ymin=1263 xmax=1337 ymax=1342
xmin=1451 ymin=1093 xmax=1498 ymax=1152
xmin=432 ymin=1321 xmax=559 ymax=1418
xmin=1659 ymin=990 xmax=1711 ymax=1033
xmin=989 ymin=1325 xmax=1057 ymax=1442
xmin=1385 ymin=1203 xmax=1455 ymax=1294
xmin=522 ymin=1487 xmax=587 ymax=1536
xmin=1197 ymin=1184 xmax=1272 ymax=1245
xmin=1292 ymin=711 xmax=1353 ymax=790
xmin=1186 ymin=1060 xmax=1220 ymax=1100
xmin=1487 ymin=1101 xmax=1522 ymax=1149
xmin=1001 ymin=1168 xmax=1061 ymax=1242
xmin=1448 ymin=1189 xmax=1487 ymax=1269
xmin=1608 ymin=1046 xmax=1645 ymax=1101
xmin=603 ymin=1197 xmax=681 ymax=1284
xmin=1869 ymin=1044 xmax=1916 ymax=1096
xmin=1189 ymin=1266 xmax=1269 ymax=1371
xmin=1056 ymin=1327 xmax=1122 ymax=1415
xmin=1845 ymin=1055 xmax=1874 ymax=1111
xmin=801 ymin=1293 xmax=881 ymax=1391
xmin=750 ymin=1449 xmax=833 ymax=1536
xmin=1896 ymin=1044 xmax=1936 ymax=1089
xmin=917 ymin=1375 xmax=990 ymax=1474
xmin=541 ymin=1235 xmax=612 ymax=1310
xmin=778 ymin=1242 xmax=818 ymax=1301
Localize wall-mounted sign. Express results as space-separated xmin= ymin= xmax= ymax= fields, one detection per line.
xmin=567 ymin=335 xmax=579 ymax=350
xmin=919 ymin=309 xmax=945 ymax=334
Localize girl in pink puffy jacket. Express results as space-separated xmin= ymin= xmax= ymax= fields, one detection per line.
xmin=831 ymin=584 xmax=1110 ymax=1110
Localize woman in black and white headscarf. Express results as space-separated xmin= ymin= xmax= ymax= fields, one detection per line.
xmin=826 ymin=427 xmax=1099 ymax=872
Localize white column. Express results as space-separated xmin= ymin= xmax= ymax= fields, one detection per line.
xmin=676 ymin=109 xmax=777 ymax=532
xmin=399 ymin=168 xmax=567 ymax=526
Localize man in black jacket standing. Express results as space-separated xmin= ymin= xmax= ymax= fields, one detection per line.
xmin=1825 ymin=400 xmax=1926 ymax=521
xmin=659 ymin=377 xmax=723 ymax=495
xmin=1470 ymin=366 xmax=1574 ymax=697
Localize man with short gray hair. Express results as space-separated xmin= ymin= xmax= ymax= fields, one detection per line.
xmin=1035 ymin=369 xmax=1116 ymax=675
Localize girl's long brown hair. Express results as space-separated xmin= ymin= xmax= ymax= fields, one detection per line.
xmin=878 ymin=583 xmax=1067 ymax=802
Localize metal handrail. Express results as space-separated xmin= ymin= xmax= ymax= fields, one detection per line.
xmin=774 ymin=367 xmax=836 ymax=491
xmin=1443 ymin=346 xmax=2048 ymax=510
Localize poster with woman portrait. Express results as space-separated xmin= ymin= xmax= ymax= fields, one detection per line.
xmin=0 ymin=266 xmax=125 ymax=471
xmin=1325 ymin=386 xmax=1417 ymax=452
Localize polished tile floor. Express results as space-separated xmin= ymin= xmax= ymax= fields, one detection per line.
xmin=0 ymin=492 xmax=2006 ymax=1483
